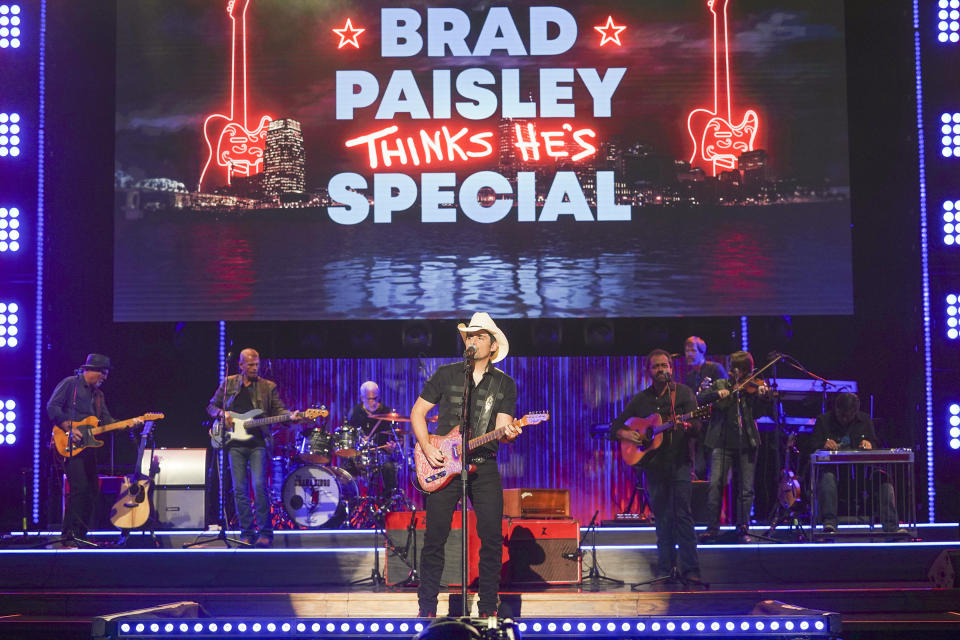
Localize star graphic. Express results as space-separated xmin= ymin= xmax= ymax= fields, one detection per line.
xmin=333 ymin=18 xmax=365 ymax=49
xmin=594 ymin=16 xmax=626 ymax=47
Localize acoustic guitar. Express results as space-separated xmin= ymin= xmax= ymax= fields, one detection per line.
xmin=619 ymin=405 xmax=712 ymax=466
xmin=413 ymin=412 xmax=550 ymax=493
xmin=52 ymin=413 xmax=165 ymax=458
xmin=109 ymin=420 xmax=155 ymax=530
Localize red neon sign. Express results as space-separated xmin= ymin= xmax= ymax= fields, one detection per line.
xmin=332 ymin=18 xmax=365 ymax=49
xmin=199 ymin=0 xmax=274 ymax=192
xmin=594 ymin=16 xmax=627 ymax=47
xmin=685 ymin=0 xmax=759 ymax=176
xmin=344 ymin=123 xmax=598 ymax=170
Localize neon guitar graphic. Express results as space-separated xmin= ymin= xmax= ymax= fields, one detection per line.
xmin=686 ymin=0 xmax=759 ymax=176
xmin=199 ymin=0 xmax=273 ymax=191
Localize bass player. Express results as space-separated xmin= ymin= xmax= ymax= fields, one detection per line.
xmin=610 ymin=349 xmax=702 ymax=585
xmin=411 ymin=312 xmax=521 ymax=618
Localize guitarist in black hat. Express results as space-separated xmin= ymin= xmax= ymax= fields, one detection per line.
xmin=46 ymin=353 xmax=120 ymax=545
xmin=610 ymin=349 xmax=702 ymax=585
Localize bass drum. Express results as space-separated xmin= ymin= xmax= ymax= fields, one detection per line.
xmin=281 ymin=464 xmax=358 ymax=529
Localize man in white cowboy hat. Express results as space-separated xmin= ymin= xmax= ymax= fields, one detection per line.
xmin=411 ymin=312 xmax=522 ymax=618
xmin=46 ymin=353 xmax=119 ymax=545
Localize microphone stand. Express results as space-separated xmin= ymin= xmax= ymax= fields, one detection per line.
xmin=579 ymin=510 xmax=623 ymax=590
xmin=459 ymin=349 xmax=473 ymax=617
xmin=184 ymin=355 xmax=250 ymax=549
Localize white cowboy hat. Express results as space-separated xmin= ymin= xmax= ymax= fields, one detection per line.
xmin=457 ymin=312 xmax=509 ymax=363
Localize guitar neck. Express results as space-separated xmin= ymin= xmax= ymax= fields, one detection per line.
xmin=91 ymin=418 xmax=140 ymax=437
xmin=467 ymin=422 xmax=516 ymax=450
xmin=245 ymin=412 xmax=295 ymax=428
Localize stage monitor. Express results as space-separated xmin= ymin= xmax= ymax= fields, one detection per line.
xmin=114 ymin=0 xmax=853 ymax=321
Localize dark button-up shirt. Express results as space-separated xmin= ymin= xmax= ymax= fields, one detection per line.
xmin=349 ymin=401 xmax=393 ymax=445
xmin=684 ymin=361 xmax=728 ymax=401
xmin=610 ymin=383 xmax=698 ymax=470
xmin=47 ymin=375 xmax=114 ymax=429
xmin=811 ymin=410 xmax=880 ymax=450
xmin=419 ymin=362 xmax=517 ymax=456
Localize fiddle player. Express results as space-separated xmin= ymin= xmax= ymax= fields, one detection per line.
xmin=698 ymin=351 xmax=770 ymax=543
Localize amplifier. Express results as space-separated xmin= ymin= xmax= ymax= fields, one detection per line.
xmin=501 ymin=518 xmax=580 ymax=585
xmin=152 ymin=488 xmax=206 ymax=529
xmin=503 ymin=488 xmax=570 ymax=518
xmin=140 ymin=448 xmax=207 ymax=486
xmin=384 ymin=510 xmax=479 ymax=587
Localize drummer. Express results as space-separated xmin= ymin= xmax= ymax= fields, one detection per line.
xmin=346 ymin=381 xmax=400 ymax=500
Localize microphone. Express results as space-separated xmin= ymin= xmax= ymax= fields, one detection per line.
xmin=463 ymin=344 xmax=477 ymax=359
xmin=664 ymin=372 xmax=673 ymax=382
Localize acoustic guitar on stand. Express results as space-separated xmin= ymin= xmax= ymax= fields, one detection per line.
xmin=109 ymin=420 xmax=156 ymax=530
xmin=414 ymin=412 xmax=550 ymax=493
xmin=52 ymin=413 xmax=165 ymax=458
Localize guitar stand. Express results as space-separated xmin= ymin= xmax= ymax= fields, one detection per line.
xmin=765 ymin=501 xmax=810 ymax=542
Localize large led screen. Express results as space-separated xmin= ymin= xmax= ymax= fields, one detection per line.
xmin=114 ymin=0 xmax=852 ymax=321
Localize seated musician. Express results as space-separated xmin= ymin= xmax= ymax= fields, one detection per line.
xmin=346 ymin=380 xmax=399 ymax=501
xmin=811 ymin=392 xmax=905 ymax=534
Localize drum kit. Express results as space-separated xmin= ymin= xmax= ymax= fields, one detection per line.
xmin=268 ymin=410 xmax=435 ymax=529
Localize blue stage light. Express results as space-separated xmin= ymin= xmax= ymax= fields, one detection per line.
xmin=917 ymin=2 xmax=936 ymax=521
xmin=0 ymin=302 xmax=19 ymax=348
xmin=938 ymin=0 xmax=960 ymax=42
xmin=0 ymin=399 xmax=16 ymax=445
xmin=0 ymin=207 xmax=20 ymax=252
xmin=0 ymin=4 xmax=21 ymax=48
xmin=0 ymin=113 xmax=20 ymax=157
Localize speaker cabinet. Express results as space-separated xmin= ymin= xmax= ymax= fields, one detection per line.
xmin=384 ymin=510 xmax=479 ymax=587
xmin=928 ymin=549 xmax=960 ymax=588
xmin=152 ymin=488 xmax=205 ymax=529
xmin=501 ymin=518 xmax=581 ymax=585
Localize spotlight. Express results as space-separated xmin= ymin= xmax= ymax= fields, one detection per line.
xmin=946 ymin=296 xmax=960 ymax=339
xmin=941 ymin=113 xmax=960 ymax=157
xmin=943 ymin=201 xmax=960 ymax=244
xmin=0 ymin=302 xmax=19 ymax=348
xmin=0 ymin=4 xmax=21 ymax=48
xmin=0 ymin=113 xmax=20 ymax=157
xmin=0 ymin=207 xmax=21 ymax=252
xmin=938 ymin=0 xmax=960 ymax=43
xmin=0 ymin=398 xmax=16 ymax=445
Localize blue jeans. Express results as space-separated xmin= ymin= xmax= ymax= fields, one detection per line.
xmin=644 ymin=462 xmax=699 ymax=577
xmin=817 ymin=469 xmax=899 ymax=531
xmin=706 ymin=447 xmax=757 ymax=530
xmin=228 ymin=445 xmax=272 ymax=539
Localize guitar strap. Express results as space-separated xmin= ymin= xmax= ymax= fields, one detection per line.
xmin=473 ymin=373 xmax=502 ymax=442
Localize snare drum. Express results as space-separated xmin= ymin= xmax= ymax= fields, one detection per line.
xmin=333 ymin=424 xmax=361 ymax=457
xmin=297 ymin=427 xmax=331 ymax=464
xmin=281 ymin=464 xmax=358 ymax=529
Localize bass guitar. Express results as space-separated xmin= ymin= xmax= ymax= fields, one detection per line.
xmin=52 ymin=413 xmax=165 ymax=458
xmin=414 ymin=412 xmax=550 ymax=494
xmin=619 ymin=405 xmax=712 ymax=466
xmin=109 ymin=420 xmax=155 ymax=530
xmin=210 ymin=407 xmax=328 ymax=447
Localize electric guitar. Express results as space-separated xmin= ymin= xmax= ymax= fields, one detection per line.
xmin=52 ymin=413 xmax=165 ymax=458
xmin=198 ymin=0 xmax=273 ymax=191
xmin=686 ymin=0 xmax=759 ymax=176
xmin=619 ymin=405 xmax=712 ymax=466
xmin=414 ymin=412 xmax=550 ymax=493
xmin=210 ymin=407 xmax=328 ymax=447
xmin=109 ymin=420 xmax=155 ymax=530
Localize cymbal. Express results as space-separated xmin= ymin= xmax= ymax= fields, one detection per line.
xmin=370 ymin=412 xmax=438 ymax=423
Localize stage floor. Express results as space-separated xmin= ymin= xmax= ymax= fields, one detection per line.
xmin=0 ymin=523 xmax=958 ymax=639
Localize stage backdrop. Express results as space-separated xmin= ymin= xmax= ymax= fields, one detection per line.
xmin=267 ymin=354 xmax=710 ymax=524
xmin=114 ymin=0 xmax=852 ymax=321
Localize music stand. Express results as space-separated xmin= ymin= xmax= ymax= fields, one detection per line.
xmin=350 ymin=502 xmax=386 ymax=590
